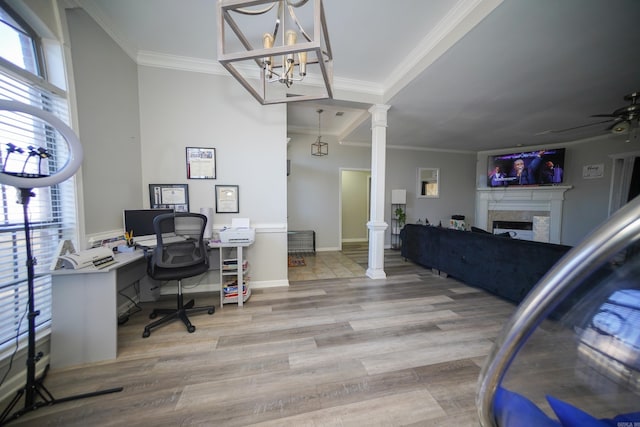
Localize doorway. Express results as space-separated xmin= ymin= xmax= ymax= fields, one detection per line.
xmin=340 ymin=169 xmax=371 ymax=250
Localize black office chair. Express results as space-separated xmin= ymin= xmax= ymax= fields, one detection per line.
xmin=142 ymin=212 xmax=215 ymax=338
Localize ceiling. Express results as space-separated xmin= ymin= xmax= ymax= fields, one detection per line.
xmin=79 ymin=0 xmax=640 ymax=152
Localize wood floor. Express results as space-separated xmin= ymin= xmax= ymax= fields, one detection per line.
xmin=4 ymin=246 xmax=518 ymax=426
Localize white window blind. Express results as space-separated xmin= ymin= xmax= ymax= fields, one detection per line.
xmin=0 ymin=9 xmax=78 ymax=354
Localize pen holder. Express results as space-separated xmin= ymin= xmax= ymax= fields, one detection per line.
xmin=117 ymin=244 xmax=136 ymax=253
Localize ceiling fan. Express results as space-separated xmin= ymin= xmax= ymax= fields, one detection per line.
xmin=537 ymin=91 xmax=640 ymax=139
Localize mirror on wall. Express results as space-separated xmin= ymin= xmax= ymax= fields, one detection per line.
xmin=417 ymin=168 xmax=439 ymax=198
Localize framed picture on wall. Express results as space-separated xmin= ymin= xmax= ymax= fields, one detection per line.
xmin=149 ymin=184 xmax=189 ymax=212
xmin=186 ymin=147 xmax=216 ymax=179
xmin=215 ymin=185 xmax=239 ymax=213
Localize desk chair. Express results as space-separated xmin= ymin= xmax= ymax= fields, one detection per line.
xmin=142 ymin=212 xmax=214 ymax=338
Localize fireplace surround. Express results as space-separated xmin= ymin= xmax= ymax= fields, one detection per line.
xmin=476 ymin=186 xmax=572 ymax=244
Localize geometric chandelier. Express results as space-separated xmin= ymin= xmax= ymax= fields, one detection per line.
xmin=311 ymin=108 xmax=328 ymax=156
xmin=217 ymin=0 xmax=334 ymax=105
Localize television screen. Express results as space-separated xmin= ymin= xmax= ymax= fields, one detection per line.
xmin=487 ymin=148 xmax=565 ymax=187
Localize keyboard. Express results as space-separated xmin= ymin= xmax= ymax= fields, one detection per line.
xmin=135 ymin=235 xmax=187 ymax=248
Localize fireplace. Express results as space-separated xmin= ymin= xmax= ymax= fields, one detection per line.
xmin=476 ymin=186 xmax=571 ymax=244
xmin=493 ymin=220 xmax=533 ymax=240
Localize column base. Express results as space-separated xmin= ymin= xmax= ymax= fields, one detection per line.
xmin=366 ymin=267 xmax=386 ymax=279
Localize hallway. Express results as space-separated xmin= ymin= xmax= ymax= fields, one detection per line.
xmin=287 ymin=242 xmax=421 ymax=281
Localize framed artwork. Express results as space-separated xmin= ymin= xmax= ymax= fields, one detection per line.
xmin=186 ymin=147 xmax=216 ymax=179
xmin=215 ymin=185 xmax=239 ymax=213
xmin=149 ymin=183 xmax=190 ymax=212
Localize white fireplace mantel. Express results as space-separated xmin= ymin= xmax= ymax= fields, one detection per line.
xmin=475 ymin=186 xmax=572 ymax=244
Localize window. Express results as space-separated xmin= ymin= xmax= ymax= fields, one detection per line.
xmin=0 ymin=2 xmax=42 ymax=76
xmin=0 ymin=3 xmax=77 ymax=354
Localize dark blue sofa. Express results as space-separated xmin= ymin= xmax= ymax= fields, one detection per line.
xmin=400 ymin=224 xmax=572 ymax=303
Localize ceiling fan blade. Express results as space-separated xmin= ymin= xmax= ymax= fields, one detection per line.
xmin=591 ymin=114 xmax=618 ymax=118
xmin=536 ymin=118 xmax=615 ymax=135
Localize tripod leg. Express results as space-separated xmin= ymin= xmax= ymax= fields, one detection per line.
xmin=0 ymin=366 xmax=123 ymax=425
xmin=46 ymin=386 xmax=124 ymax=406
xmin=0 ymin=191 xmax=124 ymax=425
xmin=0 ymin=389 xmax=24 ymax=424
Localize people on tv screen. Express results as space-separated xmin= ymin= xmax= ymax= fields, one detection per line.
xmin=488 ymin=149 xmax=565 ymax=187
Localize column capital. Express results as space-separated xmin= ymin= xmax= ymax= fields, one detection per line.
xmin=369 ymin=104 xmax=391 ymax=128
xmin=366 ymin=220 xmax=389 ymax=231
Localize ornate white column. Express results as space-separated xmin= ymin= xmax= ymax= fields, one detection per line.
xmin=367 ymin=104 xmax=391 ymax=279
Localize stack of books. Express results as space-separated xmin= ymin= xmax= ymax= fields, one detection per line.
xmin=222 ymin=258 xmax=248 ymax=271
xmin=223 ymin=284 xmax=249 ymax=299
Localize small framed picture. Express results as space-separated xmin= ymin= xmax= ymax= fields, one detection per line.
xmin=149 ymin=184 xmax=189 ymax=212
xmin=583 ymin=163 xmax=604 ymax=179
xmin=186 ymin=147 xmax=216 ymax=179
xmin=215 ymin=185 xmax=239 ymax=213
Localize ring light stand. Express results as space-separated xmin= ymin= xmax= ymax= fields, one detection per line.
xmin=0 ymin=100 xmax=122 ymax=425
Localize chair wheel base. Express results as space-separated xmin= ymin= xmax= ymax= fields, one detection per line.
xmin=142 ymin=302 xmax=214 ymax=338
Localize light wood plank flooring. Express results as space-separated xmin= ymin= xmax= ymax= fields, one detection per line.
xmin=287 ymin=243 xmax=424 ymax=281
xmin=2 ymin=247 xmax=514 ymax=426
xmin=3 ymin=247 xmax=517 ymax=426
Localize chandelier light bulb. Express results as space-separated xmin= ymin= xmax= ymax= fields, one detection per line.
xmin=298 ymin=51 xmax=307 ymax=76
xmin=285 ymin=30 xmax=297 ymax=82
xmin=262 ymin=33 xmax=274 ymax=78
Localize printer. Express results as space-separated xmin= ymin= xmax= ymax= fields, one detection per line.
xmin=54 ymin=246 xmax=116 ymax=270
xmin=219 ymin=218 xmax=255 ymax=244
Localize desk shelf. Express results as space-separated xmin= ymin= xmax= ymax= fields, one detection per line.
xmin=216 ymin=245 xmax=251 ymax=307
xmin=222 ymin=282 xmax=251 ymax=304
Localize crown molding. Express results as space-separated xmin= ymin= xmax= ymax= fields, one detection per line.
xmin=338 ymin=139 xmax=476 ymax=155
xmin=137 ymin=50 xmax=382 ymax=99
xmin=137 ymin=51 xmax=226 ymax=75
xmin=332 ymin=76 xmax=383 ymax=97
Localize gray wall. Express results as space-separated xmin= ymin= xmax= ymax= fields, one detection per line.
xmin=287 ymin=132 xmax=371 ymax=250
xmin=66 ymin=7 xmax=142 ymax=236
xmin=287 ymin=131 xmax=478 ymax=249
xmin=560 ymin=135 xmax=637 ymax=245
xmin=387 ymin=149 xmax=477 ymax=228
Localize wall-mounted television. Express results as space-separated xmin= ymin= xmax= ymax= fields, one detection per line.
xmin=487 ymin=148 xmax=565 ymax=187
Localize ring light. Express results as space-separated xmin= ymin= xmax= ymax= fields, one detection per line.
xmin=0 ymin=99 xmax=83 ymax=188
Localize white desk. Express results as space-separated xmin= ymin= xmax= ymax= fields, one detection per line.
xmin=50 ymin=251 xmax=148 ymax=369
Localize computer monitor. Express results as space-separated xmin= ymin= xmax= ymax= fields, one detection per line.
xmin=123 ymin=208 xmax=175 ymax=242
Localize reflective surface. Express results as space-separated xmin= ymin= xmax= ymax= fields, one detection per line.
xmin=477 ymin=196 xmax=640 ymax=426
xmin=417 ymin=167 xmax=439 ymax=198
